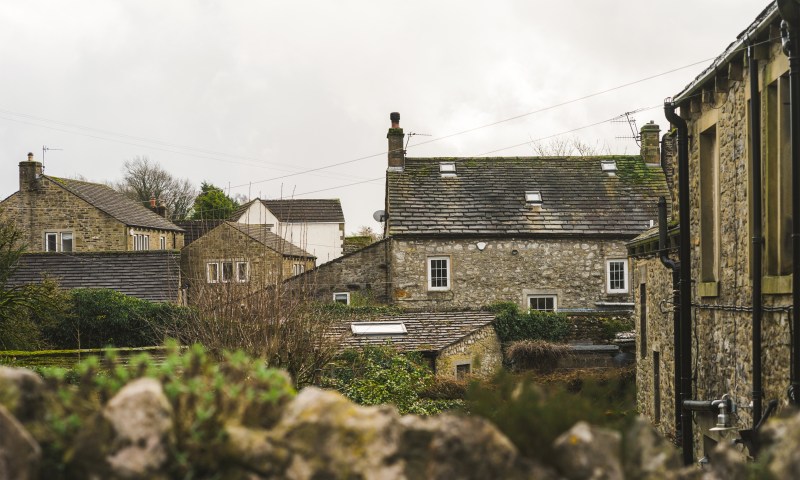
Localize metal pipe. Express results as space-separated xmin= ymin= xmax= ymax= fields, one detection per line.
xmin=658 ymin=196 xmax=683 ymax=445
xmin=778 ymin=1 xmax=800 ymax=406
xmin=748 ymin=40 xmax=764 ymax=423
xmin=664 ymin=100 xmax=694 ymax=466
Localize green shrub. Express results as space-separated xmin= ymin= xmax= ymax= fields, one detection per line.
xmin=321 ymin=346 xmax=456 ymax=415
xmin=505 ymin=340 xmax=570 ymax=372
xmin=489 ymin=302 xmax=570 ymax=343
xmin=41 ymin=289 xmax=191 ymax=349
xmin=30 ymin=341 xmax=295 ymax=478
xmin=599 ymin=316 xmax=635 ymax=341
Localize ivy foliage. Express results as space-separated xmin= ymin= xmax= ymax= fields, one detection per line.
xmin=32 ymin=342 xmax=295 ymax=479
xmin=321 ymin=346 xmax=459 ymax=415
xmin=487 ymin=302 xmax=570 ymax=343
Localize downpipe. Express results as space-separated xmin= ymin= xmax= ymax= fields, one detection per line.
xmin=664 ymin=100 xmax=694 ymax=466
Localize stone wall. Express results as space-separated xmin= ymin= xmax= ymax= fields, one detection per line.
xmin=285 ymin=239 xmax=390 ymax=304
xmin=565 ymin=312 xmax=634 ymax=344
xmin=391 ymin=237 xmax=632 ymax=311
xmin=435 ymin=324 xmax=502 ymax=378
xmin=126 ymin=226 xmax=183 ymax=251
xmin=634 ymin=29 xmax=795 ymax=458
xmin=1 ymin=182 xmax=128 ymax=252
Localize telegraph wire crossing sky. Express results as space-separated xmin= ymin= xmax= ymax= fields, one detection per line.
xmin=0 ymin=1 xmax=768 ymax=232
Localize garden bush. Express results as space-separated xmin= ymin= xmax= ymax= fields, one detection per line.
xmin=487 ymin=302 xmax=570 ymax=343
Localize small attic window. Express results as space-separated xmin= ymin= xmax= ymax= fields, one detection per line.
xmin=525 ymin=191 xmax=542 ymax=204
xmin=601 ymin=160 xmax=617 ymax=172
xmin=351 ymin=321 xmax=407 ymax=335
xmin=439 ymin=162 xmax=456 ymax=177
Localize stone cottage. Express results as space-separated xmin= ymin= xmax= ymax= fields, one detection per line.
xmin=329 ymin=310 xmax=501 ymax=379
xmin=1 ymin=153 xmax=185 ymax=252
xmin=231 ymin=198 xmax=345 ymax=265
xmin=628 ymin=1 xmax=797 ymax=464
xmin=0 ymin=153 xmax=185 ymax=303
xmin=288 ymin=113 xmax=668 ymax=313
xmin=180 ymin=221 xmax=315 ymax=305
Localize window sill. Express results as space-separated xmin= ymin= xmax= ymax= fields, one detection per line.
xmin=763 ymin=275 xmax=792 ymax=295
xmin=698 ymin=281 xmax=719 ymax=298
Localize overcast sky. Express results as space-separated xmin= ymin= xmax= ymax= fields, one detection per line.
xmin=0 ymin=1 xmax=769 ymax=233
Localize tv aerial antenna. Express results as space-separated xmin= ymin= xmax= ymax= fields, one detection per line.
xmin=42 ymin=145 xmax=63 ymax=172
xmin=405 ymin=132 xmax=432 ymax=151
xmin=612 ymin=110 xmax=641 ymax=147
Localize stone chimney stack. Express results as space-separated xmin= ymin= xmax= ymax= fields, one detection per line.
xmin=387 ymin=112 xmax=405 ymax=171
xmin=156 ymin=199 xmax=167 ymax=218
xmin=19 ymin=152 xmax=43 ymax=192
xmin=640 ymin=121 xmax=661 ymax=166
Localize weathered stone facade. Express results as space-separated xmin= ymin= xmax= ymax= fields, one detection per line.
xmin=435 ymin=324 xmax=502 ymax=378
xmin=286 ymin=239 xmax=390 ymax=304
xmin=181 ymin=222 xmax=315 ymax=305
xmin=630 ymin=4 xmax=794 ymax=459
xmin=391 ymin=237 xmax=632 ymax=311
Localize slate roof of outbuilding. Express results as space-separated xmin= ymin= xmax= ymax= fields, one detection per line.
xmin=386 ymin=156 xmax=668 ymax=237
xmin=7 ymin=251 xmax=181 ymax=303
xmin=232 ymin=198 xmax=345 ymax=223
xmin=46 ymin=176 xmax=184 ymax=232
xmin=330 ymin=311 xmax=496 ymax=352
xmin=225 ymin=222 xmax=315 ymax=258
xmin=173 ymin=220 xmax=227 ymax=246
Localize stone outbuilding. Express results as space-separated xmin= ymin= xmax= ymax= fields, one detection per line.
xmin=288 ymin=113 xmax=669 ymax=314
xmin=628 ymin=1 xmax=797 ymax=463
xmin=180 ymin=221 xmax=315 ymax=305
xmin=329 ymin=310 xmax=501 ymax=379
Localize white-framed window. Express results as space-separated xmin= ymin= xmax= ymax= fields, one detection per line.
xmin=236 ymin=261 xmax=249 ymax=283
xmin=455 ymin=363 xmax=472 ymax=380
xmin=292 ymin=263 xmax=305 ymax=276
xmin=333 ymin=292 xmax=350 ymax=305
xmin=427 ymin=256 xmax=450 ymax=291
xmin=221 ymin=261 xmax=234 ymax=283
xmin=44 ymin=231 xmax=73 ymax=252
xmin=133 ymin=233 xmax=150 ymax=251
xmin=207 ymin=263 xmax=219 ymax=283
xmin=607 ymin=259 xmax=629 ymax=293
xmin=528 ymin=295 xmax=557 ymax=312
xmin=160 ymin=236 xmax=166 ymax=250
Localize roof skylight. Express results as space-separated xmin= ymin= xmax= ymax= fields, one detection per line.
xmin=601 ymin=160 xmax=617 ymax=172
xmin=351 ymin=321 xmax=408 ymax=335
xmin=525 ymin=191 xmax=542 ymax=204
xmin=439 ymin=162 xmax=456 ymax=177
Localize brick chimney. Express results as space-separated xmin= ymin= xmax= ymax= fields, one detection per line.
xmin=640 ymin=121 xmax=661 ymax=166
xmin=387 ymin=112 xmax=405 ymax=171
xmin=19 ymin=152 xmax=43 ymax=192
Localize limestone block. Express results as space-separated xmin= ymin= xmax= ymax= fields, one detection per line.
xmin=0 ymin=366 xmax=45 ymax=422
xmin=553 ymin=421 xmax=623 ymax=480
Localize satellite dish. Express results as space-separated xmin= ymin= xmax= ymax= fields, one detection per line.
xmin=373 ymin=210 xmax=388 ymax=222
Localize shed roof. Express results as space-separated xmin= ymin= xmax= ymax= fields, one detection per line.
xmin=386 ymin=156 xmax=668 ymax=237
xmin=233 ymin=198 xmax=345 ymax=223
xmin=331 ymin=310 xmax=496 ymax=352
xmin=7 ymin=251 xmax=181 ymax=303
xmin=46 ymin=176 xmax=184 ymax=232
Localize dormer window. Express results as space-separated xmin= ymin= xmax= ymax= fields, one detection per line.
xmin=525 ymin=191 xmax=542 ymax=204
xmin=601 ymin=160 xmax=617 ymax=173
xmin=439 ymin=162 xmax=456 ymax=177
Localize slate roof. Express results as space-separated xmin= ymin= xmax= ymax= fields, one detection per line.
xmin=225 ymin=222 xmax=315 ymax=258
xmin=7 ymin=251 xmax=181 ymax=303
xmin=173 ymin=220 xmax=226 ymax=246
xmin=46 ymin=176 xmax=184 ymax=232
xmin=386 ymin=156 xmax=669 ymax=237
xmin=232 ymin=198 xmax=345 ymax=223
xmin=330 ymin=311 xmax=496 ymax=352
